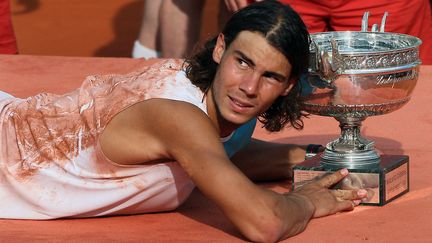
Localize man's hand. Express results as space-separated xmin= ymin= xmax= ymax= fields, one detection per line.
xmin=223 ymin=0 xmax=262 ymax=12
xmin=290 ymin=169 xmax=368 ymax=218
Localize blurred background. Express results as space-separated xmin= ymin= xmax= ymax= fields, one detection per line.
xmin=10 ymin=0 xmax=220 ymax=57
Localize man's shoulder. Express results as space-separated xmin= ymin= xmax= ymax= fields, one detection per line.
xmin=139 ymin=60 xmax=206 ymax=114
xmin=123 ymin=58 xmax=187 ymax=82
xmin=146 ymin=58 xmax=186 ymax=72
xmin=131 ymin=58 xmax=191 ymax=87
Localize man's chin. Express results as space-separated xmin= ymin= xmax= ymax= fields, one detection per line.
xmin=224 ymin=114 xmax=254 ymax=126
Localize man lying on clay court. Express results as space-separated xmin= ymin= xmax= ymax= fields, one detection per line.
xmin=0 ymin=1 xmax=367 ymax=241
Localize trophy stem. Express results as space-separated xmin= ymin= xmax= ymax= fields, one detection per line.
xmin=321 ymin=117 xmax=380 ymax=169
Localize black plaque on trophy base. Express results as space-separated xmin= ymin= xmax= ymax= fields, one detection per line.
xmin=293 ymin=155 xmax=409 ymax=206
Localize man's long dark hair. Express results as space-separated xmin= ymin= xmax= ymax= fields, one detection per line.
xmin=185 ymin=0 xmax=310 ymax=132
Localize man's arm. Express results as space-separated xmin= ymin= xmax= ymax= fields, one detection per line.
xmin=100 ymin=99 xmax=366 ymax=242
xmin=231 ymin=138 xmax=308 ymax=181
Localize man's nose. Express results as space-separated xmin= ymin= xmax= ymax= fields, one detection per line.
xmin=239 ymin=72 xmax=260 ymax=96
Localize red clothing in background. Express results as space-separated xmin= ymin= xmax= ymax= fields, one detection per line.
xmin=0 ymin=0 xmax=17 ymax=54
xmin=280 ymin=0 xmax=432 ymax=64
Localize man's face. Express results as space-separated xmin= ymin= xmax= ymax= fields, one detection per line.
xmin=208 ymin=31 xmax=294 ymax=130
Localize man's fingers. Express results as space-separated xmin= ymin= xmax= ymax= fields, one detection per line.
xmin=336 ymin=200 xmax=357 ymax=212
xmin=224 ymin=0 xmax=248 ymax=12
xmin=224 ymin=0 xmax=234 ymax=12
xmin=317 ymin=168 xmax=349 ymax=188
xmin=333 ymin=198 xmax=364 ymax=213
xmin=332 ymin=189 xmax=368 ymax=201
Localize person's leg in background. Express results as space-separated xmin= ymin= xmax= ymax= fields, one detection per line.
xmin=159 ymin=0 xmax=205 ymax=58
xmin=132 ymin=0 xmax=162 ymax=59
xmin=133 ymin=0 xmax=205 ymax=59
xmin=0 ymin=0 xmax=18 ymax=54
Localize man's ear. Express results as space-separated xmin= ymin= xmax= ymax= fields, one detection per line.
xmin=212 ymin=33 xmax=226 ymax=64
xmin=281 ymin=80 xmax=295 ymax=96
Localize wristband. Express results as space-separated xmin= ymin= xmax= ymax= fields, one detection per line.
xmin=305 ymin=144 xmax=324 ymax=160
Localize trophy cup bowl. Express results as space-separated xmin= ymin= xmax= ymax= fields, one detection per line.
xmin=293 ymin=13 xmax=422 ymax=205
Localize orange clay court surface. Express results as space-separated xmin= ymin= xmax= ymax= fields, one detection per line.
xmin=1 ymin=0 xmax=432 ymax=242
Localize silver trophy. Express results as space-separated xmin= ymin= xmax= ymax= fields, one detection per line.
xmin=293 ymin=12 xmax=421 ymax=205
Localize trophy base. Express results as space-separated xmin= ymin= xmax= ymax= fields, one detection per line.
xmin=293 ymin=155 xmax=409 ymax=206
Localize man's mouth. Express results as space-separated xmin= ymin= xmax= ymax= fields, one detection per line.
xmin=228 ymin=96 xmax=254 ymax=111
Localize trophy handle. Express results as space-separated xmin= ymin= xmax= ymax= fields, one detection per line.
xmin=361 ymin=11 xmax=389 ymax=32
xmin=313 ymin=39 xmax=343 ymax=84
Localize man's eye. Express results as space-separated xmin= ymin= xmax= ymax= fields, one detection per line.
xmin=267 ymin=77 xmax=279 ymax=83
xmin=238 ymin=59 xmax=248 ymax=68
xmin=263 ymin=74 xmax=280 ymax=83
